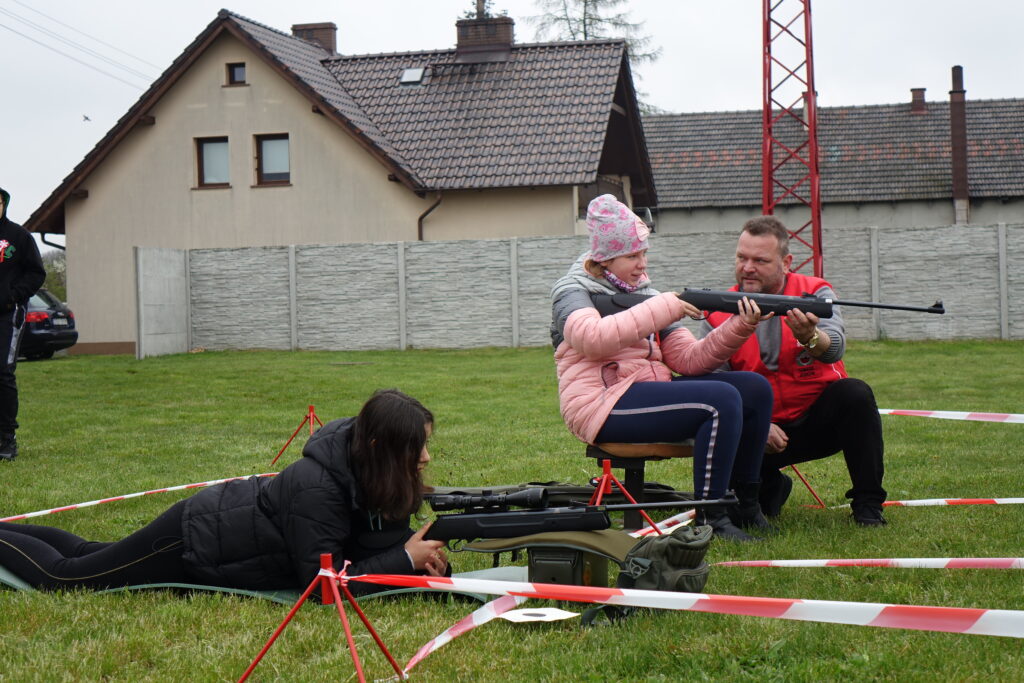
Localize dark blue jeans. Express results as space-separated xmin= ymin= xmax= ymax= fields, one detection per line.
xmin=595 ymin=371 xmax=773 ymax=499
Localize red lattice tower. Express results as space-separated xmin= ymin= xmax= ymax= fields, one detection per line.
xmin=762 ymin=0 xmax=823 ymax=276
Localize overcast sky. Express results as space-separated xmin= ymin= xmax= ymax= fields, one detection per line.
xmin=2 ymin=0 xmax=1021 ymax=250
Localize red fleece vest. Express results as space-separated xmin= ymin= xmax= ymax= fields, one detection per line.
xmin=706 ymin=273 xmax=847 ymax=423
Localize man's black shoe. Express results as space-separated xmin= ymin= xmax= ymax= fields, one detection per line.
xmin=0 ymin=434 xmax=18 ymax=462
xmin=852 ymin=504 xmax=887 ymax=527
xmin=759 ymin=471 xmax=793 ymax=518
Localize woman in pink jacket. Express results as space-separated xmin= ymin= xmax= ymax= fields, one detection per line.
xmin=550 ymin=195 xmax=774 ymax=541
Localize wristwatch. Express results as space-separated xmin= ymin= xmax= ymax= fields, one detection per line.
xmin=801 ymin=329 xmax=820 ymax=350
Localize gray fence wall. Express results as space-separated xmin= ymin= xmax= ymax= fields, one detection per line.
xmin=136 ymin=223 xmax=1024 ymax=356
xmin=134 ymin=247 xmax=189 ymax=359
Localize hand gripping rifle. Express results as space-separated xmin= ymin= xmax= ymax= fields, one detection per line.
xmin=592 ymin=288 xmax=945 ymax=319
xmin=422 ymin=488 xmax=737 ymax=545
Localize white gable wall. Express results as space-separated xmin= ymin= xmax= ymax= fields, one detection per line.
xmin=64 ymin=32 xmax=579 ymax=352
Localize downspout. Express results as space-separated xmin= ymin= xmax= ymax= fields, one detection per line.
xmin=41 ymin=233 xmax=66 ymax=251
xmin=417 ymin=192 xmax=442 ymax=241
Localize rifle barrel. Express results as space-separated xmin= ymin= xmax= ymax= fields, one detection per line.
xmin=832 ymin=299 xmax=945 ymax=314
xmin=570 ymin=494 xmax=738 ymax=512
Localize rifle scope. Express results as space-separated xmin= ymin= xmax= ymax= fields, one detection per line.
xmin=428 ymin=488 xmax=548 ymax=512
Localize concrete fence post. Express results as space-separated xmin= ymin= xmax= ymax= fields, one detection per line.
xmin=998 ymin=223 xmax=1009 ymax=340
xmin=288 ymin=245 xmax=297 ymax=351
xmin=510 ymin=237 xmax=520 ymax=347
xmin=869 ymin=226 xmax=880 ymax=340
xmin=185 ymin=250 xmax=192 ymax=353
xmin=397 ymin=241 xmax=407 ymax=351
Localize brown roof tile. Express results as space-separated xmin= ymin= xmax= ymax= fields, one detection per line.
xmin=644 ymin=100 xmax=1024 ymax=208
xmin=326 ymin=41 xmax=628 ymax=190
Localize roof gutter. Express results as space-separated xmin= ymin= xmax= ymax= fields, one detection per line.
xmin=40 ymin=233 xmax=65 ymax=251
xmin=417 ymin=192 xmax=442 ymax=241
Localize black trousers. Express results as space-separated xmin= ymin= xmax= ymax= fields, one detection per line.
xmin=763 ymin=378 xmax=886 ymax=506
xmin=0 ymin=499 xmax=188 ymax=590
xmin=0 ymin=304 xmax=25 ymax=435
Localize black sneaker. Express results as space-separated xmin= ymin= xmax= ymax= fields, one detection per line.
xmin=0 ymin=434 xmax=17 ymax=462
xmin=759 ymin=471 xmax=793 ymax=518
xmin=852 ymin=504 xmax=887 ymax=527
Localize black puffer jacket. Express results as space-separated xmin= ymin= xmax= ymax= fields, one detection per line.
xmin=0 ymin=187 xmax=45 ymax=310
xmin=181 ymin=418 xmax=416 ymax=591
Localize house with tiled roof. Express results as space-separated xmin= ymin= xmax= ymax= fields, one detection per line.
xmin=25 ymin=10 xmax=654 ymax=355
xmin=644 ymin=87 xmax=1024 ymax=235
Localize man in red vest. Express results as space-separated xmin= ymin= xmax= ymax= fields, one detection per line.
xmin=701 ymin=216 xmax=886 ymax=526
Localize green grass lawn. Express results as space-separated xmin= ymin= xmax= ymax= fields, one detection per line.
xmin=2 ymin=341 xmax=1023 ymax=681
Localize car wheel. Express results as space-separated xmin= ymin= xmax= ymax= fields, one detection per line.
xmin=27 ymin=351 xmax=55 ymax=360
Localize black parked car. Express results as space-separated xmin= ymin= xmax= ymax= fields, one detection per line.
xmin=20 ymin=288 xmax=78 ymax=360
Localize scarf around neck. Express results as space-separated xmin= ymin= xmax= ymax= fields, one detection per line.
xmin=551 ymin=253 xmax=659 ymax=301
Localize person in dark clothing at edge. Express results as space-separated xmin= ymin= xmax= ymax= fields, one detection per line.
xmin=0 ymin=187 xmax=46 ymax=462
xmin=699 ymin=216 xmax=887 ymax=527
xmin=0 ymin=389 xmax=450 ymax=595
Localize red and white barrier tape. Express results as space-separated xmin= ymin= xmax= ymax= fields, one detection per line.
xmin=717 ymin=558 xmax=1024 ymax=569
xmin=0 ymin=473 xmax=279 ymax=523
xmin=886 ymin=498 xmax=1024 ymax=508
xmin=630 ymin=509 xmax=695 ymax=538
xmin=348 ymin=574 xmax=1024 ymax=639
xmin=834 ymin=497 xmax=1024 ymax=509
xmin=403 ymin=595 xmax=528 ymax=674
xmin=879 ymin=409 xmax=1024 ymax=424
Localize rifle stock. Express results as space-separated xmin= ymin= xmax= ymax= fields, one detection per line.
xmin=423 ymin=488 xmax=738 ymax=544
xmin=424 ymin=507 xmax=611 ymax=542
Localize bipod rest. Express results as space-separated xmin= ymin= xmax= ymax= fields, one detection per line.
xmin=589 ymin=459 xmax=662 ymax=534
xmin=789 ymin=464 xmax=826 ymax=509
xmin=270 ymin=405 xmax=324 ymax=466
xmin=239 ymin=554 xmax=404 ymax=683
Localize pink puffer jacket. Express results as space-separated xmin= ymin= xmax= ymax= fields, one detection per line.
xmin=554 ymin=291 xmax=757 ymax=443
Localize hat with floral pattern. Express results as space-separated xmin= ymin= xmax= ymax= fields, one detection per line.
xmin=586 ymin=194 xmax=650 ymax=262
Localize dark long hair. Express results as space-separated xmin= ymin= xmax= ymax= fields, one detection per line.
xmin=350 ymin=389 xmax=434 ymax=520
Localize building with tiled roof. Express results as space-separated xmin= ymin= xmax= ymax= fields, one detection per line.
xmin=644 ymin=91 xmax=1024 ymax=234
xmin=25 ymin=10 xmax=654 ymax=354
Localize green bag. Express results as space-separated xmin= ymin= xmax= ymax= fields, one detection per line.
xmin=616 ymin=524 xmax=712 ymax=593
xmin=582 ymin=525 xmax=712 ymax=626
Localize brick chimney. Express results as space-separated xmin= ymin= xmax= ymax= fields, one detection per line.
xmin=949 ymin=66 xmax=969 ymax=224
xmin=292 ymin=22 xmax=337 ymax=54
xmin=910 ymin=87 xmax=926 ymax=113
xmin=455 ymin=12 xmax=514 ymax=63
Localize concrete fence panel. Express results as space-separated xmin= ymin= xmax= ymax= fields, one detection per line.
xmin=152 ymin=223 xmax=1024 ymax=357
xmin=189 ymin=246 xmax=291 ymax=351
xmin=134 ymin=247 xmax=189 ymax=359
xmin=295 ymin=243 xmax=402 ymax=350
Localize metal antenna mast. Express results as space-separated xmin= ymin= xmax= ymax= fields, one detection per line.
xmin=762 ymin=0 xmax=823 ymax=276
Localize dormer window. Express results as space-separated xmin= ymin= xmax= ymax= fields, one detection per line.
xmin=399 ymin=67 xmax=425 ymax=86
xmin=226 ymin=62 xmax=247 ymax=85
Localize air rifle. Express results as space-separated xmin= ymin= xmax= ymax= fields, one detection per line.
xmin=592 ymin=288 xmax=945 ymax=319
xmin=422 ymin=487 xmax=737 ymax=545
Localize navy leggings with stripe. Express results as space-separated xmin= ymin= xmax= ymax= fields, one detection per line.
xmin=595 ymin=371 xmax=773 ymax=499
xmin=0 ymin=499 xmax=188 ymax=590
